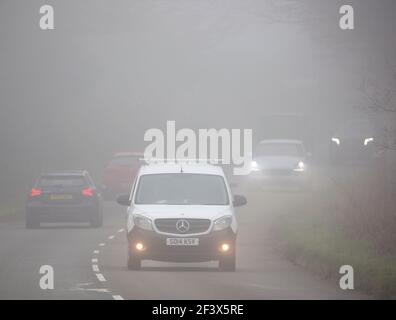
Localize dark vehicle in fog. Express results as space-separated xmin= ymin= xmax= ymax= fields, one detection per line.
xmin=330 ymin=119 xmax=376 ymax=164
xmin=26 ymin=170 xmax=103 ymax=228
xmin=102 ymin=152 xmax=143 ymax=199
xmin=249 ymin=139 xmax=312 ymax=190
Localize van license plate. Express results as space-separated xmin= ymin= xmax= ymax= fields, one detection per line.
xmin=166 ymin=238 xmax=199 ymax=246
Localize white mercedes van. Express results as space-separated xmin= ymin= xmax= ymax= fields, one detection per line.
xmin=116 ymin=163 xmax=247 ymax=271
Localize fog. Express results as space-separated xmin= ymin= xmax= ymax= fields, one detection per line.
xmin=0 ymin=0 xmax=395 ymax=300
xmin=0 ymin=0 xmax=392 ymax=192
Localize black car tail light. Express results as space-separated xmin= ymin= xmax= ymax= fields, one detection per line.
xmin=30 ymin=188 xmax=42 ymax=197
xmin=81 ymin=188 xmax=94 ymax=197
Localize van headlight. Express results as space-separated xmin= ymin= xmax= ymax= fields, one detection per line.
xmin=133 ymin=215 xmax=153 ymax=231
xmin=213 ymin=216 xmax=232 ymax=231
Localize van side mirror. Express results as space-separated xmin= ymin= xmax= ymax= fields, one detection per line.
xmin=233 ymin=194 xmax=247 ymax=207
xmin=116 ymin=194 xmax=131 ymax=206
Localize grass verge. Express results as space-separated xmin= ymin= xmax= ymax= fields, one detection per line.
xmin=272 ymin=210 xmax=396 ymax=299
xmin=0 ymin=198 xmax=24 ymax=219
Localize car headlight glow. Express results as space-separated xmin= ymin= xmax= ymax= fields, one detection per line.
xmin=364 ymin=137 xmax=374 ymax=146
xmin=331 ymin=137 xmax=340 ymax=145
xmin=220 ymin=243 xmax=230 ymax=252
xmin=213 ymin=216 xmax=232 ymax=231
xmin=294 ymin=161 xmax=305 ymax=172
xmin=250 ymin=160 xmax=259 ymax=171
xmin=133 ymin=215 xmax=153 ymax=231
xmin=135 ymin=242 xmax=145 ymax=251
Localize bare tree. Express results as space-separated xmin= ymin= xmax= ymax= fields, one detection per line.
xmin=359 ymin=65 xmax=396 ymax=151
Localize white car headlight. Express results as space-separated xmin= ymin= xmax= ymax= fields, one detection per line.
xmin=294 ymin=161 xmax=305 ymax=172
xmin=250 ymin=160 xmax=259 ymax=171
xmin=213 ymin=216 xmax=232 ymax=231
xmin=133 ymin=215 xmax=153 ymax=231
xmin=364 ymin=137 xmax=374 ymax=146
xmin=331 ymin=137 xmax=341 ymax=145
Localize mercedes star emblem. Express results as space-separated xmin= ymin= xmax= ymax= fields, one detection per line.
xmin=176 ymin=219 xmax=190 ymax=233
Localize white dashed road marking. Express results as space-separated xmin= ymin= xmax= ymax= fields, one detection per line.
xmin=91 ymin=229 xmax=125 ymax=299
xmin=92 ymin=264 xmax=100 ymax=272
xmin=96 ymin=273 xmax=106 ymax=282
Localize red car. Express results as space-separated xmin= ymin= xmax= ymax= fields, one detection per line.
xmin=102 ymin=152 xmax=143 ymax=199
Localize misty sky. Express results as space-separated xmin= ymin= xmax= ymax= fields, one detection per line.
xmin=0 ymin=0 xmax=395 ymax=198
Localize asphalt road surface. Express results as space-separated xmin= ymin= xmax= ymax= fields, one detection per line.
xmin=0 ymin=169 xmax=367 ymax=300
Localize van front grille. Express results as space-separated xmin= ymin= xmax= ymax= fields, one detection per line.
xmin=154 ymin=218 xmax=211 ymax=234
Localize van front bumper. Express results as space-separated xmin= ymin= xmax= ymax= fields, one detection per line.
xmin=127 ymin=228 xmax=236 ymax=262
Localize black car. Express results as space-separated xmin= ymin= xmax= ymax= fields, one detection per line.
xmin=26 ymin=170 xmax=103 ymax=228
xmin=329 ymin=119 xmax=376 ymax=164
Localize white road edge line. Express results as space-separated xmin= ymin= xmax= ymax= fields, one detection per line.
xmin=96 ymin=273 xmax=106 ymax=282
xmin=92 ymin=264 xmax=100 ymax=272
xmin=91 ymin=230 xmax=126 ymax=298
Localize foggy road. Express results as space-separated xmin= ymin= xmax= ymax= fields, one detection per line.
xmin=0 ymin=0 xmax=395 ymax=303
xmin=0 ymin=171 xmax=367 ymax=300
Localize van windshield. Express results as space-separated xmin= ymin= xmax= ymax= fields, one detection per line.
xmin=134 ymin=173 xmax=229 ymax=205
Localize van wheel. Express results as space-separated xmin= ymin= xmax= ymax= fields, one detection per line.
xmin=26 ymin=215 xmax=39 ymax=229
xmin=127 ymin=254 xmax=141 ymax=270
xmin=219 ymin=252 xmax=236 ymax=272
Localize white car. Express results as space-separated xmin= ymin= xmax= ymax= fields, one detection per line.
xmin=250 ymin=139 xmax=312 ymax=190
xmin=116 ymin=163 xmax=247 ymax=271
